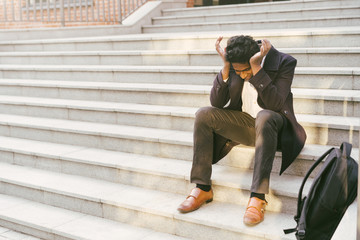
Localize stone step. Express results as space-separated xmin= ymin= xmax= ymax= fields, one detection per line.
xmin=0 ymin=80 xmax=359 ymax=116
xmin=0 ymin=131 xmax=357 ymax=180
xmin=155 ymin=5 xmax=360 ymax=25
xmin=292 ymin=88 xmax=360 ymax=117
xmin=0 ymin=135 xmax=358 ymax=208
xmin=0 ymin=79 xmax=213 ymax=108
xmin=0 ymin=27 xmax=359 ymax=51
xmin=0 ymin=225 xmax=41 ymax=240
xmin=0 ymin=160 xmax=310 ymax=223
xmin=0 ymin=138 xmax=308 ymax=215
xmin=0 ymin=93 xmax=358 ymax=175
xmin=0 ymin=113 xmax=357 ymax=159
xmin=162 ymin=0 xmax=359 ymax=17
xmin=224 ymin=141 xmax=360 ymax=178
xmin=0 ymin=133 xmax=356 ymax=189
xmin=0 ymin=163 xmax=355 ymax=240
xmin=0 ymin=163 xmax=297 ymax=240
xmin=0 ymin=86 xmax=358 ymax=132
xmin=0 ymin=96 xmax=197 ymax=132
xmin=300 ymin=114 xmax=359 ymax=146
xmin=0 ymin=79 xmax=360 ymax=116
xmin=0 ymin=47 xmax=359 ymax=67
xmin=0 ymin=66 xmax=359 ymax=89
xmin=0 ymin=194 xmax=189 ymax=240
xmin=143 ymin=16 xmax=360 ymax=33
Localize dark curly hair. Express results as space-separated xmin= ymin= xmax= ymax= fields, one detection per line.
xmin=225 ymin=35 xmax=260 ymax=64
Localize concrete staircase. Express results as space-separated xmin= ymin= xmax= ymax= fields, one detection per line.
xmin=144 ymin=0 xmax=360 ymax=33
xmin=0 ymin=225 xmax=41 ymax=240
xmin=0 ymin=0 xmax=359 ymax=239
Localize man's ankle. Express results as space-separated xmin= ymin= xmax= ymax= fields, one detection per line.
xmin=250 ymin=192 xmax=265 ymax=201
xmin=196 ymin=184 xmax=211 ymax=192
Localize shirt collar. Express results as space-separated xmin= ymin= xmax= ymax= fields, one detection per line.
xmin=261 ymin=55 xmax=267 ymax=68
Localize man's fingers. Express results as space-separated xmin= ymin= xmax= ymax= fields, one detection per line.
xmin=216 ymin=36 xmax=223 ymax=45
xmin=215 ymin=36 xmax=225 ymax=58
xmin=261 ymin=39 xmax=271 ymax=56
xmin=264 ymin=39 xmax=271 ymax=50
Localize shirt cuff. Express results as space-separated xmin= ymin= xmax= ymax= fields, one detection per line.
xmin=249 ymin=68 xmax=271 ymax=93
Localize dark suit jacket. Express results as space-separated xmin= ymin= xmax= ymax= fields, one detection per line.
xmin=210 ymin=46 xmax=307 ymax=175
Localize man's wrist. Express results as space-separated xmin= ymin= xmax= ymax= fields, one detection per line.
xmin=223 ymin=62 xmax=231 ymax=69
xmin=250 ymin=63 xmax=262 ymax=76
xmin=250 ymin=54 xmax=264 ymax=66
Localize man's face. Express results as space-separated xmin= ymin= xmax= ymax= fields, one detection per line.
xmin=232 ymin=62 xmax=253 ymax=81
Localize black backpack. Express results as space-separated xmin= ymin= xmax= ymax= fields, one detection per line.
xmin=284 ymin=142 xmax=358 ymax=240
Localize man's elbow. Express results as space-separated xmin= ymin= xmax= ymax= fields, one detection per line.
xmin=210 ymin=94 xmax=226 ymax=108
xmin=210 ymin=99 xmax=223 ymax=108
xmin=267 ymin=99 xmax=285 ymax=112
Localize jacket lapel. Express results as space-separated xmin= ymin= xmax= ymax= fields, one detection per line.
xmin=263 ymin=46 xmax=281 ymax=81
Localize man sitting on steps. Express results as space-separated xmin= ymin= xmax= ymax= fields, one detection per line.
xmin=177 ymin=35 xmax=307 ymax=226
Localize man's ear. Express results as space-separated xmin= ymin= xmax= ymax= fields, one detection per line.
xmin=224 ymin=47 xmax=228 ymax=61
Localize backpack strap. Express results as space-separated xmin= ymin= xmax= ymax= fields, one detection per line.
xmin=340 ymin=142 xmax=352 ymax=159
xmin=295 ymin=147 xmax=335 ymax=219
xmin=284 ymin=147 xmax=335 ymax=235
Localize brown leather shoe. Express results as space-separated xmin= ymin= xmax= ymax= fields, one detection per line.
xmin=177 ymin=188 xmax=213 ymax=213
xmin=243 ymin=197 xmax=267 ymax=226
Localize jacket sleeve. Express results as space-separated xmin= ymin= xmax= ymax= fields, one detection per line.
xmin=249 ymin=57 xmax=297 ymax=112
xmin=210 ymin=70 xmax=230 ymax=108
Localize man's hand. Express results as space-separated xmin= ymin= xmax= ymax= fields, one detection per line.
xmin=250 ymin=39 xmax=271 ymax=65
xmin=215 ymin=36 xmax=230 ymax=82
xmin=250 ymin=39 xmax=271 ymax=76
xmin=215 ymin=36 xmax=227 ymax=62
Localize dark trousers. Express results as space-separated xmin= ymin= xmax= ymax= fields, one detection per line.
xmin=190 ymin=106 xmax=284 ymax=194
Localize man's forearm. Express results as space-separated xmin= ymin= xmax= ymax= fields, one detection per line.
xmin=250 ymin=62 xmax=262 ymax=77
xmin=222 ymin=62 xmax=231 ymax=81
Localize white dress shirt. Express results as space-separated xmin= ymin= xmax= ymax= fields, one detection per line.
xmin=241 ymin=56 xmax=266 ymax=118
xmin=224 ymin=56 xmax=266 ymax=118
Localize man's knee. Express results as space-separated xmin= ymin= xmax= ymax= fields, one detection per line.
xmin=255 ymin=110 xmax=280 ymax=131
xmin=195 ymin=106 xmax=216 ymax=125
